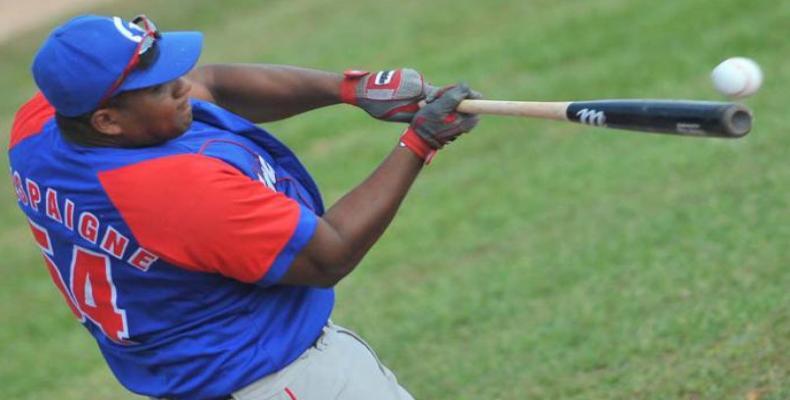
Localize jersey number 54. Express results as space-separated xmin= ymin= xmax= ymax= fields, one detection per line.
xmin=29 ymin=219 xmax=131 ymax=344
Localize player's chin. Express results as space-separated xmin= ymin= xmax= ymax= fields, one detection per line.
xmin=181 ymin=110 xmax=194 ymax=129
xmin=175 ymin=108 xmax=194 ymax=132
xmin=158 ymin=116 xmax=192 ymax=144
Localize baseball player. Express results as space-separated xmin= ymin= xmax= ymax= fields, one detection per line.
xmin=9 ymin=14 xmax=479 ymax=399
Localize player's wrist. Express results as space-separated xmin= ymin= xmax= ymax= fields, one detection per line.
xmin=399 ymin=127 xmax=436 ymax=164
xmin=340 ymin=69 xmax=368 ymax=105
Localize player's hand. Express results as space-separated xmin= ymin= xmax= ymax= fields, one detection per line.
xmin=398 ymin=83 xmax=480 ymax=162
xmin=410 ymin=83 xmax=480 ymax=148
xmin=340 ymin=68 xmax=438 ymax=123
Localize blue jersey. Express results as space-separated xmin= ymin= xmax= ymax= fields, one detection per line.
xmin=8 ymin=93 xmax=333 ymax=399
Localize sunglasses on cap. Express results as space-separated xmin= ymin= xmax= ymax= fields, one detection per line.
xmin=97 ymin=15 xmax=161 ymax=106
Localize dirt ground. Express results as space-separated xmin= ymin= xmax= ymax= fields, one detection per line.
xmin=0 ymin=0 xmax=111 ymax=43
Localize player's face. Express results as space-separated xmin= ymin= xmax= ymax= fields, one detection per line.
xmin=111 ymin=78 xmax=194 ymax=147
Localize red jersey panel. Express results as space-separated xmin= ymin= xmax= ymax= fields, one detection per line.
xmin=9 ymin=92 xmax=55 ymax=149
xmin=98 ymin=153 xmax=301 ymax=283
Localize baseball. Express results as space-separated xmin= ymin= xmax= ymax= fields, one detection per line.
xmin=711 ymin=57 xmax=763 ymax=98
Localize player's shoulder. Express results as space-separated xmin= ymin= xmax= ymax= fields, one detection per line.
xmin=9 ymin=92 xmax=55 ymax=150
xmin=97 ymin=152 xmax=251 ymax=201
xmin=101 ymin=152 xmax=237 ymax=180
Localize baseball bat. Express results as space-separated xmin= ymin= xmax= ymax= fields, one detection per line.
xmin=455 ymin=99 xmax=752 ymax=138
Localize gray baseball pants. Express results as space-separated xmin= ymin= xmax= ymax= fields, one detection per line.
xmin=231 ymin=322 xmax=415 ymax=400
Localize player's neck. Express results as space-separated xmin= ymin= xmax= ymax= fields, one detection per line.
xmin=60 ymin=128 xmax=129 ymax=148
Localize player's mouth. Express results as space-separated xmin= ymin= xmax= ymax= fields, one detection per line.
xmin=177 ymin=100 xmax=192 ymax=117
xmin=180 ymin=101 xmax=193 ymax=127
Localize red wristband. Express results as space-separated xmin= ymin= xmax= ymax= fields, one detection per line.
xmin=399 ymin=127 xmax=436 ymax=164
xmin=340 ymin=69 xmax=368 ymax=105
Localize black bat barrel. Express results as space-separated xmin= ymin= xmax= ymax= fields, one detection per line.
xmin=566 ymin=100 xmax=752 ymax=138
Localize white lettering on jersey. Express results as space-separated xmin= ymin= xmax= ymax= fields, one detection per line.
xmin=13 ymin=169 xmax=160 ymax=272
xmin=257 ymin=155 xmax=277 ymax=190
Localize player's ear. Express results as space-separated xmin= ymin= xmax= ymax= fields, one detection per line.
xmin=90 ymin=108 xmax=124 ymax=136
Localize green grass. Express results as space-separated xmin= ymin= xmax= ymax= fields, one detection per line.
xmin=1 ymin=0 xmax=788 ymax=399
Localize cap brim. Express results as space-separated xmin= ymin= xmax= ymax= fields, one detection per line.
xmin=117 ymin=31 xmax=203 ymax=93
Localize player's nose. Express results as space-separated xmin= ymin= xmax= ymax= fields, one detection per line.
xmin=173 ymin=77 xmax=192 ymax=99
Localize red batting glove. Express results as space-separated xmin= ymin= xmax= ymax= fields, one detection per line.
xmin=341 ymin=68 xmax=437 ymax=123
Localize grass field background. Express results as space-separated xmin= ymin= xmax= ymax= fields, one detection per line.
xmin=1 ymin=0 xmax=788 ymax=399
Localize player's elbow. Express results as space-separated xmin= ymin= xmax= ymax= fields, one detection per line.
xmin=314 ymin=263 xmax=355 ymax=288
xmin=282 ymin=250 xmax=358 ymax=288
xmin=311 ymin=247 xmax=359 ymax=287
xmin=278 ymin=222 xmax=361 ymax=287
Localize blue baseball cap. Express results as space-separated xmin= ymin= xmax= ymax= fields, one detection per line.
xmin=32 ymin=15 xmax=203 ymax=117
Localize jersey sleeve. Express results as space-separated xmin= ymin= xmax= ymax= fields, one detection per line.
xmin=98 ymin=153 xmax=318 ymax=286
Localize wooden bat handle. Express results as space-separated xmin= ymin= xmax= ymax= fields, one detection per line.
xmin=456 ymin=100 xmax=570 ymax=121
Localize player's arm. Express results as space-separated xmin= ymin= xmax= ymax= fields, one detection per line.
xmin=280 ymin=85 xmax=479 ymax=287
xmin=281 ymin=145 xmax=421 ymax=287
xmin=185 ymin=64 xmax=435 ymax=123
xmin=101 ymin=87 xmax=477 ymax=288
xmin=185 ymin=64 xmax=341 ymax=122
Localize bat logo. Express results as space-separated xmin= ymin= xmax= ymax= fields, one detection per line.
xmin=676 ymin=123 xmax=704 ymax=135
xmin=576 ymin=108 xmax=606 ymax=126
